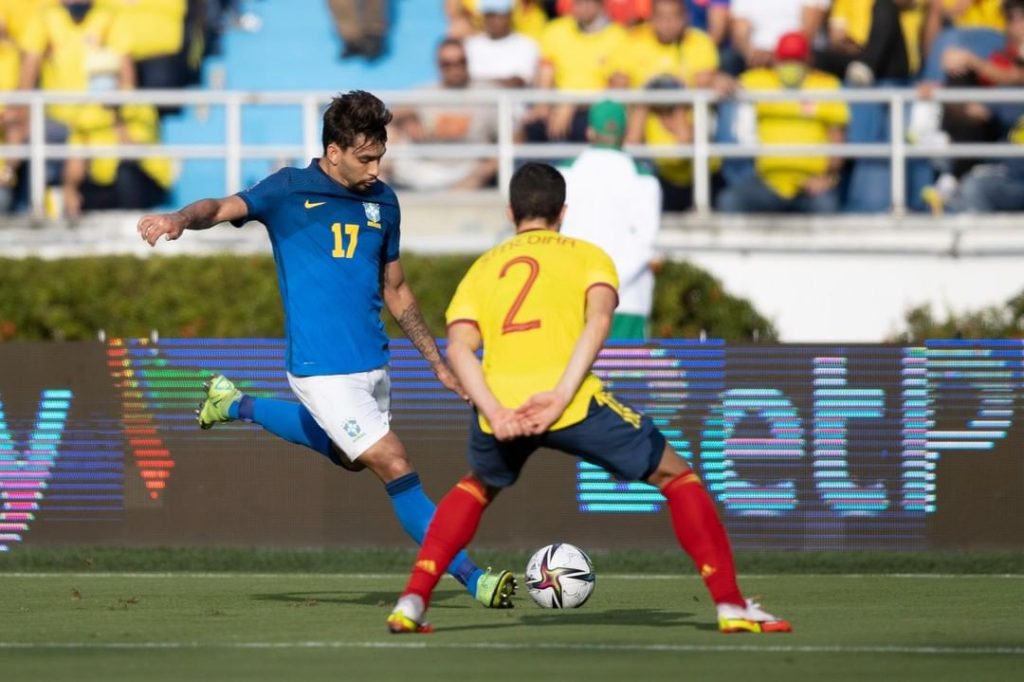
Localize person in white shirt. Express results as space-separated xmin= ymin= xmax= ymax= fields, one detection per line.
xmin=729 ymin=0 xmax=827 ymax=69
xmin=558 ymin=100 xmax=662 ymax=340
xmin=465 ymin=0 xmax=540 ymax=87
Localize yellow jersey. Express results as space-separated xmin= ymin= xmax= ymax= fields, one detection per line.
xmin=104 ymin=0 xmax=186 ymax=60
xmin=609 ymin=24 xmax=718 ymax=88
xmin=741 ymin=68 xmax=850 ymax=199
xmin=19 ymin=3 xmax=133 ymax=127
xmin=540 ymin=16 xmax=626 ymax=90
xmin=446 ymin=230 xmax=619 ymax=433
xmin=69 ymin=104 xmax=174 ymax=188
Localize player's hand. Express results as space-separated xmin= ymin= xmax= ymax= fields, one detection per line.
xmin=434 ymin=363 xmax=469 ymax=401
xmin=516 ymin=391 xmax=569 ymax=435
xmin=137 ymin=212 xmax=187 ymax=247
xmin=490 ymin=408 xmax=526 ymax=441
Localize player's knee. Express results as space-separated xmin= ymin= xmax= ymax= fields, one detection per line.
xmin=358 ymin=435 xmax=414 ymax=482
xmin=646 ymin=444 xmax=692 ymax=489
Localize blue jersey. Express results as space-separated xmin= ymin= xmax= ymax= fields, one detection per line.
xmin=235 ymin=160 xmax=401 ymax=376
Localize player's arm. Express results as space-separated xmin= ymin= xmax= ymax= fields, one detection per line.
xmin=447 ymin=321 xmax=525 ymax=441
xmin=382 ymin=259 xmax=468 ymax=399
xmin=137 ymin=196 xmax=249 ymax=246
xmin=518 ymin=285 xmax=617 ymax=434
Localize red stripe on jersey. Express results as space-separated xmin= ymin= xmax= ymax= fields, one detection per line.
xmin=586 ymin=282 xmax=619 ymax=308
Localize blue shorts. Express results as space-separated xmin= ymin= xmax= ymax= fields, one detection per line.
xmin=467 ymin=392 xmax=667 ymax=489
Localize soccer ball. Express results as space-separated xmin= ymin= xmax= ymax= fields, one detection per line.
xmin=525 ymin=542 xmax=596 ymax=609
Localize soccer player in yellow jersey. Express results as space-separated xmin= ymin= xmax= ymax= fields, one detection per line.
xmin=386 ymin=162 xmax=792 ymax=636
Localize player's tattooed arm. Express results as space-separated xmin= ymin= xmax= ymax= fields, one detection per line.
xmin=383 ymin=259 xmax=468 ymax=399
xmin=137 ymin=195 xmax=248 ymax=246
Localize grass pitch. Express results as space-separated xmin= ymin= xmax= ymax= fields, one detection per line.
xmin=1 ymin=551 xmax=1022 ymax=681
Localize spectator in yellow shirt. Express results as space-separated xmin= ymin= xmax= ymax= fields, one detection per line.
xmin=717 ymin=32 xmax=850 ymax=213
xmin=608 ymin=0 xmax=720 ymax=90
xmin=606 ymin=0 xmax=723 ymax=210
xmin=524 ymin=0 xmax=626 ymax=141
xmin=12 ymin=1 xmax=136 ymax=191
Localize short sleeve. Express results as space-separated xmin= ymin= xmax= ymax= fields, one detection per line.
xmin=233 ymin=168 xmax=289 ymax=226
xmin=445 ymin=262 xmax=482 ymax=327
xmin=586 ymin=244 xmax=619 ymax=295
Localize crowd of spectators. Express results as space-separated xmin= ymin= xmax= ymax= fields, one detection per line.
xmin=0 ymin=0 xmax=240 ymax=218
xmin=3 ymin=0 xmax=1022 ymax=217
xmin=428 ymin=0 xmax=1024 ymax=214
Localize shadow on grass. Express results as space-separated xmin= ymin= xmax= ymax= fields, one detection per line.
xmin=430 ymin=608 xmax=716 ymax=634
xmin=250 ymin=589 xmax=465 ymax=608
xmin=517 ymin=608 xmax=712 ymax=630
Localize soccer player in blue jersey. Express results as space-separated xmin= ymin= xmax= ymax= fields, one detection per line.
xmin=136 ymin=90 xmax=515 ymax=608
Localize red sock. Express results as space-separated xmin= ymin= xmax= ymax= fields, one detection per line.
xmin=662 ymin=472 xmax=745 ymax=607
xmin=403 ymin=476 xmax=489 ymax=606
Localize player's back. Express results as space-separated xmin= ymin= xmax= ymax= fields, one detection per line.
xmin=447 ymin=230 xmax=618 ymax=430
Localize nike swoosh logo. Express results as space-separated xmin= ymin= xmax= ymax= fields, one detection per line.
xmin=304 ymin=200 xmax=326 ymax=209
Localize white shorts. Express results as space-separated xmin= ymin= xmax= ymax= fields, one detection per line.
xmin=287 ymin=367 xmax=391 ymax=462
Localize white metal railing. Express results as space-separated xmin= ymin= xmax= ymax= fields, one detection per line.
xmin=2 ymin=87 xmax=1024 ymax=217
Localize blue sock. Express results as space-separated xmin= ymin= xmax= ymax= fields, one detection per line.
xmin=385 ymin=472 xmax=484 ymax=596
xmin=234 ymin=395 xmax=335 ymax=463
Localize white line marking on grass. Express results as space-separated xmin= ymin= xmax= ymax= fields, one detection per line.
xmin=1 ymin=572 xmax=1022 ymax=579
xmin=0 ymin=641 xmax=1021 ymax=656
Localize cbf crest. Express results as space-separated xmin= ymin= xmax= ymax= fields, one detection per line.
xmin=363 ymin=202 xmax=381 ymax=224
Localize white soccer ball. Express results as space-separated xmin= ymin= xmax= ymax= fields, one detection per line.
xmin=525 ymin=542 xmax=596 ymax=609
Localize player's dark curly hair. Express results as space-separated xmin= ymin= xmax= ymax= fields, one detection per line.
xmin=509 ymin=163 xmax=565 ymax=225
xmin=322 ymin=90 xmax=392 ymax=152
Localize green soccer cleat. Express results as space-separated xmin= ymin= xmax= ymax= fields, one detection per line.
xmin=196 ymin=374 xmax=242 ymax=430
xmin=475 ymin=568 xmax=517 ymax=609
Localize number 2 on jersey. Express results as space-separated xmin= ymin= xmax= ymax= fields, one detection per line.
xmin=331 ymin=223 xmax=359 ymax=259
xmin=500 ymin=256 xmax=541 ymax=334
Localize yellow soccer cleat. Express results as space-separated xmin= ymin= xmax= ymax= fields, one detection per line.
xmin=387 ymin=610 xmax=433 ymax=634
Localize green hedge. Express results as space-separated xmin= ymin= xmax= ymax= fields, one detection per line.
xmin=891 ymin=291 xmax=1024 ymax=342
xmin=0 ymin=255 xmax=776 ymax=341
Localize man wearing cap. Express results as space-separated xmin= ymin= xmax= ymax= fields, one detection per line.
xmin=558 ymin=100 xmax=662 ymax=340
xmin=464 ymin=0 xmax=540 ymax=87
xmin=718 ymin=31 xmax=849 ymax=213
